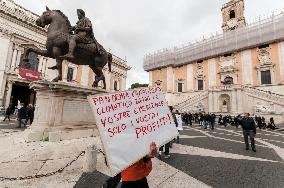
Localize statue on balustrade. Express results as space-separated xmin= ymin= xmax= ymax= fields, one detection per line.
xmin=23 ymin=7 xmax=112 ymax=89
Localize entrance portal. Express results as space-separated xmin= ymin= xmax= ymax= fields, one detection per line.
xmin=10 ymin=83 xmax=36 ymax=107
xmin=219 ymin=94 xmax=230 ymax=113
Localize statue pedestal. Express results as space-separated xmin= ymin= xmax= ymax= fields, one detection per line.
xmin=25 ymin=81 xmax=106 ymax=142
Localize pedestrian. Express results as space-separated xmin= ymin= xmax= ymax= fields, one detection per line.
xmin=175 ymin=110 xmax=183 ymax=144
xmin=158 ymin=106 xmax=176 ymax=159
xmin=102 ymin=142 xmax=157 ymax=188
xmin=211 ymin=113 xmax=216 ymax=130
xmin=267 ymin=117 xmax=277 ymax=130
xmin=25 ymin=104 xmax=35 ymax=125
xmin=3 ymin=105 xmax=12 ymax=121
xmin=16 ymin=104 xmax=27 ymax=128
xmin=240 ymin=113 xmax=257 ymax=152
xmin=188 ymin=112 xmax=193 ymax=126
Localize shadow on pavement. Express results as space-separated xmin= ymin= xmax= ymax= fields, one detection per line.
xmin=74 ymin=171 xmax=110 ymax=188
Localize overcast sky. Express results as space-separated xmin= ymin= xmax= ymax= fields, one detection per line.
xmin=14 ymin=0 xmax=284 ymax=88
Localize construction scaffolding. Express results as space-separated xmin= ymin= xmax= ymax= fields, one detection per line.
xmin=143 ymin=12 xmax=284 ymax=71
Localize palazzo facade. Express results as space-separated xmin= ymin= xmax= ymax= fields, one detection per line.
xmin=144 ymin=0 xmax=284 ymax=122
xmin=0 ymin=0 xmax=130 ymax=108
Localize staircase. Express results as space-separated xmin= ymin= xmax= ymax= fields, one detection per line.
xmin=242 ymin=86 xmax=284 ymax=106
xmin=175 ymin=92 xmax=209 ymax=111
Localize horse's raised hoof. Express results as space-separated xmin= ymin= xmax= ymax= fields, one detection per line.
xmin=92 ymin=82 xmax=98 ymax=88
xmin=51 ymin=76 xmax=61 ymax=82
xmin=48 ymin=65 xmax=58 ymax=70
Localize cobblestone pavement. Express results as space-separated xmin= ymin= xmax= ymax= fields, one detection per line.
xmin=159 ymin=124 xmax=284 ymax=188
xmin=0 ymin=119 xmax=284 ymax=188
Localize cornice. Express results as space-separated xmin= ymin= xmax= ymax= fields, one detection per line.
xmin=0 ymin=11 xmax=46 ymax=36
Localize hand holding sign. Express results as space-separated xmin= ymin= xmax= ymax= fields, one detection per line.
xmin=147 ymin=142 xmax=158 ymax=158
xmin=88 ymin=87 xmax=178 ymax=175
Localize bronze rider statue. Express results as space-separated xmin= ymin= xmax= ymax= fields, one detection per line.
xmin=61 ymin=9 xmax=98 ymax=61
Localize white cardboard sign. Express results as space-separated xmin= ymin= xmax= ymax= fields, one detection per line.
xmin=88 ymin=87 xmax=178 ymax=175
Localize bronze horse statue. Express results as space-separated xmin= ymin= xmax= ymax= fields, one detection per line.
xmin=23 ymin=7 xmax=112 ymax=89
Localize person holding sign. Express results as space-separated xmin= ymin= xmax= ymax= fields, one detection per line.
xmin=120 ymin=142 xmax=157 ymax=188
xmin=103 ymin=142 xmax=157 ymax=188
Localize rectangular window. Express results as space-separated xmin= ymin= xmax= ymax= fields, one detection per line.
xmin=67 ymin=67 xmax=74 ymax=82
xmin=178 ymin=83 xmax=183 ymax=92
xmin=198 ymin=80 xmax=204 ymax=90
xmin=261 ymin=70 xmax=271 ymax=85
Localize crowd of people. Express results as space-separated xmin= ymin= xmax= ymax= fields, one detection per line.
xmin=180 ymin=112 xmax=278 ymax=130
xmin=2 ymin=103 xmax=35 ymax=128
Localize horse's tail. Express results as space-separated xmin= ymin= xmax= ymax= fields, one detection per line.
xmin=108 ymin=52 xmax=112 ymax=72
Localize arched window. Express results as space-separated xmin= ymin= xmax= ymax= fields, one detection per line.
xmin=230 ymin=10 xmax=236 ymax=19
xmin=114 ymin=81 xmax=118 ymax=91
xmin=19 ymin=52 xmax=39 ymax=70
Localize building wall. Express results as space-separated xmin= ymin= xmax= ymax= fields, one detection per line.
xmin=151 ymin=41 xmax=284 ymax=94
xmin=151 ymin=68 xmax=167 ymax=91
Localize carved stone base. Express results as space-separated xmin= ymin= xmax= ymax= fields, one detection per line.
xmin=25 ymin=81 xmax=106 ymax=142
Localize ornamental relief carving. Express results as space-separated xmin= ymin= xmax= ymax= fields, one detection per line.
xmin=257 ymin=48 xmax=272 ymax=65
xmin=219 ymin=55 xmax=238 ymax=73
xmin=195 ymin=62 xmax=205 ymax=79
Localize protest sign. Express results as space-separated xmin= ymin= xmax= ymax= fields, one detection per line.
xmin=88 ymin=87 xmax=178 ymax=175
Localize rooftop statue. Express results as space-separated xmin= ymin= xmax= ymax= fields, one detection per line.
xmin=23 ymin=6 xmax=112 ymax=89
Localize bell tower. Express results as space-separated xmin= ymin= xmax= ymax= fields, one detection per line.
xmin=221 ymin=0 xmax=246 ymax=32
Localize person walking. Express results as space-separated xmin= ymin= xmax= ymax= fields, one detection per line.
xmin=3 ymin=105 xmax=12 ymax=121
xmin=16 ymin=104 xmax=27 ymax=128
xmin=25 ymin=104 xmax=35 ymax=125
xmin=240 ymin=113 xmax=257 ymax=152
xmin=175 ymin=110 xmax=183 ymax=144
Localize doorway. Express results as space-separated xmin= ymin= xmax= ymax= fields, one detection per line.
xmin=10 ymin=83 xmax=36 ymax=107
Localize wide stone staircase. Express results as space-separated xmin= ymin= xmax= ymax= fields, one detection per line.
xmin=175 ymin=92 xmax=209 ymax=112
xmin=242 ymin=86 xmax=284 ymax=106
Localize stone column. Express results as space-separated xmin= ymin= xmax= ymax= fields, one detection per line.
xmin=241 ymin=50 xmax=253 ymax=85
xmin=278 ymin=41 xmax=284 ymax=82
xmin=15 ymin=49 xmax=22 ymax=68
xmin=208 ymin=91 xmax=214 ymax=112
xmin=187 ymin=64 xmax=193 ymax=91
xmin=236 ymin=89 xmax=243 ymax=113
xmin=5 ymin=39 xmax=14 ymax=71
xmin=231 ymin=90 xmax=237 ymax=112
xmin=167 ymin=67 xmax=173 ymax=92
xmin=4 ymin=81 xmax=13 ymax=108
xmin=213 ymin=92 xmax=218 ymax=112
xmin=42 ymin=58 xmax=48 ymax=77
xmin=10 ymin=49 xmax=17 ymax=70
xmin=38 ymin=56 xmax=44 ymax=73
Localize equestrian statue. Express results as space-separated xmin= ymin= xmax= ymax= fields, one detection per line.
xmin=23 ymin=7 xmax=112 ymax=89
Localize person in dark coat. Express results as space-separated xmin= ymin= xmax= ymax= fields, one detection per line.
xmin=240 ymin=113 xmax=257 ymax=152
xmin=25 ymin=104 xmax=35 ymax=125
xmin=3 ymin=105 xmax=13 ymax=121
xmin=17 ymin=104 xmax=27 ymax=128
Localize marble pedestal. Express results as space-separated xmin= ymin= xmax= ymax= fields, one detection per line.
xmin=25 ymin=81 xmax=106 ymax=142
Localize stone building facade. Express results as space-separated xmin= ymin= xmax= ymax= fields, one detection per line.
xmin=143 ymin=0 xmax=284 ymax=122
xmin=0 ymin=0 xmax=130 ymax=109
